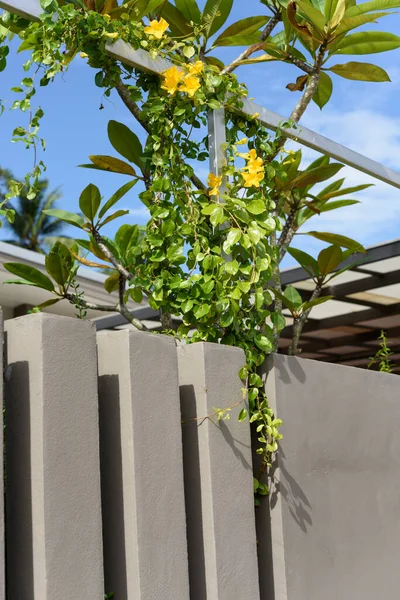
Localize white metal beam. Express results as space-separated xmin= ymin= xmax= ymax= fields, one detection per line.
xmin=2 ymin=0 xmax=400 ymax=190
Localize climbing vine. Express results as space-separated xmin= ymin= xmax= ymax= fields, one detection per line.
xmin=1 ymin=0 xmax=399 ymax=498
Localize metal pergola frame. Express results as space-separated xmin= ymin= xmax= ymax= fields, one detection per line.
xmin=279 ymin=239 xmax=400 ymax=369
xmin=2 ymin=0 xmax=400 ymax=370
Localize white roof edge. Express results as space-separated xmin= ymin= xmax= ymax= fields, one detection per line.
xmin=0 ymin=241 xmax=107 ymax=284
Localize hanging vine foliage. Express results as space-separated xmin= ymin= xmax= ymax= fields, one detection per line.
xmin=1 ymin=0 xmax=399 ymax=499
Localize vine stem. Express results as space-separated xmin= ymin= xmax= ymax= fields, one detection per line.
xmin=182 ymin=398 xmax=244 ymax=424
xmin=115 ymin=81 xmax=206 ymax=192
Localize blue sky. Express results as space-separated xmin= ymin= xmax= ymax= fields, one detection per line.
xmin=1 ymin=0 xmax=400 ymax=266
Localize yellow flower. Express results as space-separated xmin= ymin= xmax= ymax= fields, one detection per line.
xmin=180 ymin=74 xmax=201 ymax=97
xmin=242 ymin=170 xmax=264 ymax=188
xmin=188 ymin=61 xmax=204 ymax=75
xmin=236 ymin=137 xmax=248 ymax=146
xmin=241 ymin=149 xmax=264 ymax=187
xmin=144 ymin=18 xmax=169 ymax=39
xmin=161 ymin=66 xmax=185 ymax=95
xmin=80 ymin=52 xmax=88 ymax=59
xmin=105 ymin=31 xmax=119 ymax=39
xmin=252 ymin=112 xmax=260 ymax=119
xmin=208 ymin=173 xmax=222 ymax=196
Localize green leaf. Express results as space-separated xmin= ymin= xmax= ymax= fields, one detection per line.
xmin=175 ymin=0 xmax=201 ymax=23
xmin=194 ymin=303 xmax=211 ymax=318
xmin=203 ymin=0 xmax=234 ymax=37
xmin=271 ymin=312 xmax=287 ymax=331
xmin=210 ymin=205 xmax=225 ymax=226
xmin=313 ymin=72 xmax=333 ymax=108
xmin=239 ymin=365 xmax=249 ymax=379
xmin=225 ymin=260 xmax=239 ymax=275
xmin=115 ymin=224 xmax=139 ymax=255
xmin=213 ymin=15 xmax=269 ymax=46
xmin=332 ymin=31 xmax=400 ymax=54
xmin=335 ymin=11 xmax=391 ymax=35
xmin=79 ymin=184 xmax=101 ymax=222
xmin=330 ymin=0 xmax=347 ymax=26
xmin=238 ymin=408 xmax=247 ymax=422
xmin=160 ymin=2 xmax=193 ymax=36
xmin=100 ymin=209 xmax=130 ymax=227
xmin=248 ymin=224 xmax=263 ymax=245
xmin=104 ymin=272 xmax=119 ymax=293
xmin=45 ymin=242 xmax=73 ymax=287
xmin=345 ymin=0 xmax=400 ymax=18
xmin=99 ymin=180 xmax=137 ymax=220
xmin=226 ymin=228 xmax=242 ymax=246
xmin=301 ymin=295 xmax=333 ymax=311
xmin=182 ymin=298 xmax=194 ymax=313
xmin=43 ymin=209 xmax=84 ymax=229
xmin=328 ymin=61 xmax=390 ymax=81
xmin=317 ymin=199 xmax=360 ymax=211
xmin=284 ymin=285 xmax=303 ymax=308
xmin=128 ymin=287 xmax=143 ymax=303
xmin=35 ymin=297 xmax=61 ymax=309
xmin=4 ymin=263 xmax=54 ymax=292
xmin=254 ymin=333 xmax=273 ymax=352
xmin=318 ymin=182 xmax=372 ymax=200
xmin=325 ymin=0 xmax=340 ymax=19
xmin=84 ymin=155 xmax=137 ymax=176
xmin=289 ymin=163 xmax=344 ymax=188
xmin=296 ymin=0 xmax=327 ymax=30
xmin=107 ymin=120 xmax=144 ymax=169
xmin=247 ymin=199 xmax=266 ymax=214
xmin=287 ymin=247 xmax=319 ymax=277
xmin=305 ymin=231 xmax=366 ymax=252
xmin=212 ymin=33 xmax=261 ymax=46
xmin=318 ymin=244 xmax=343 ymax=275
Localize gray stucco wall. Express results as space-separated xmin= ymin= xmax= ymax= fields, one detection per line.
xmin=5 ymin=314 xmax=104 ymax=599
xmin=258 ymin=354 xmax=400 ymax=600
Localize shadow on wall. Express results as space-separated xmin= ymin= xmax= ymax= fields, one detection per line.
xmin=275 ymin=355 xmax=307 ymax=385
xmin=180 ymin=384 xmax=207 ymax=600
xmin=4 ymin=354 xmax=34 ymax=600
xmin=98 ymin=374 xmax=128 ymax=600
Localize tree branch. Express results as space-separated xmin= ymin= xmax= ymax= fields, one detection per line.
xmin=92 ymin=228 xmax=133 ymax=281
xmin=64 ymin=293 xmax=117 ymax=312
xmin=118 ymin=274 xmax=149 ymax=331
xmin=271 ymin=42 xmax=328 ymax=267
xmin=284 ymin=53 xmax=313 ymax=75
xmin=278 ymin=204 xmax=298 ymax=262
xmin=221 ymin=12 xmax=281 ymax=75
xmin=288 ymin=285 xmax=322 ymax=355
xmin=288 ymin=41 xmax=327 ymax=124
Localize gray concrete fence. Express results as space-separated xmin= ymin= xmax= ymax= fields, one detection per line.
xmin=0 ymin=311 xmax=399 ymax=599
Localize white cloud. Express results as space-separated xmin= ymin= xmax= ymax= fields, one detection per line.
xmin=279 ymin=106 xmax=400 ymax=257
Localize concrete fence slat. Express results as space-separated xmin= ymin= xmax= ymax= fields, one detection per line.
xmin=178 ymin=342 xmax=260 ymax=600
xmin=0 ymin=311 xmax=4 ymax=600
xmin=4 ymin=313 xmax=104 ymax=600
xmin=96 ymin=330 xmax=190 ymax=600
